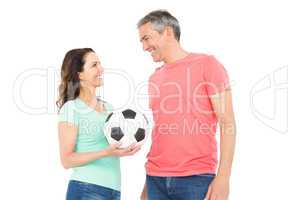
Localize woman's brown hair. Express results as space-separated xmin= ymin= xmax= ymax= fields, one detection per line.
xmin=56 ymin=48 xmax=94 ymax=111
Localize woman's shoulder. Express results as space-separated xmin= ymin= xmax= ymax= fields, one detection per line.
xmin=58 ymin=99 xmax=79 ymax=124
xmin=97 ymin=98 xmax=114 ymax=112
xmin=59 ymin=99 xmax=77 ymax=112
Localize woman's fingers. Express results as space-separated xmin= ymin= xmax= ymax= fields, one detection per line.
xmin=110 ymin=142 xmax=122 ymax=149
xmin=127 ymin=145 xmax=141 ymax=155
xmin=128 ymin=143 xmax=137 ymax=150
xmin=121 ymin=144 xmax=141 ymax=156
xmin=130 ymin=146 xmax=141 ymax=154
xmin=108 ymin=142 xmax=141 ymax=156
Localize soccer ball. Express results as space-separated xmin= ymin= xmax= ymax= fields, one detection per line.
xmin=103 ymin=109 xmax=149 ymax=148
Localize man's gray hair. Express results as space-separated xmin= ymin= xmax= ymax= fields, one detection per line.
xmin=137 ymin=10 xmax=181 ymax=41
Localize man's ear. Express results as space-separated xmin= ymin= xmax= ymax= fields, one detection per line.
xmin=165 ymin=26 xmax=174 ymax=38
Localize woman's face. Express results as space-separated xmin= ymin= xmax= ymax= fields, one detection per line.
xmin=78 ymin=52 xmax=104 ymax=88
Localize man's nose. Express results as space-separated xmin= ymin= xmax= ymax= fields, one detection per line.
xmin=98 ymin=66 xmax=104 ymax=74
xmin=142 ymin=42 xmax=149 ymax=51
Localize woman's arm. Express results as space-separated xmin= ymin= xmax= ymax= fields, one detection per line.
xmin=58 ymin=122 xmax=141 ymax=169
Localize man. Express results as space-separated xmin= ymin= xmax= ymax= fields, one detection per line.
xmin=137 ymin=10 xmax=236 ymax=200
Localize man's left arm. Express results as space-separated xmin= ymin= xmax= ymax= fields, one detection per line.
xmin=205 ymin=89 xmax=236 ymax=200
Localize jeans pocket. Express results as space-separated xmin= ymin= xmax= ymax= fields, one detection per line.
xmin=192 ymin=173 xmax=215 ymax=188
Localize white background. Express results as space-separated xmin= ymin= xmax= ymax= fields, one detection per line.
xmin=0 ymin=0 xmax=299 ymax=199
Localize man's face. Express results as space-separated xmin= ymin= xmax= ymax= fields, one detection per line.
xmin=138 ymin=22 xmax=167 ymax=62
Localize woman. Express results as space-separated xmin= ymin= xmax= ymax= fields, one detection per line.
xmin=57 ymin=48 xmax=140 ymax=200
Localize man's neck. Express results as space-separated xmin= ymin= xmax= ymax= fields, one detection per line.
xmin=163 ymin=43 xmax=188 ymax=64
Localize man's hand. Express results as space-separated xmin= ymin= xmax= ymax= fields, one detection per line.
xmin=140 ymin=182 xmax=147 ymax=200
xmin=205 ymin=175 xmax=230 ymax=200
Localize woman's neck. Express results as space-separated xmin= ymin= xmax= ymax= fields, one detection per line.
xmin=79 ymin=85 xmax=97 ymax=104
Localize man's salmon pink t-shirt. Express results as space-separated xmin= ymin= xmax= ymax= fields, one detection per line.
xmin=146 ymin=53 xmax=230 ymax=176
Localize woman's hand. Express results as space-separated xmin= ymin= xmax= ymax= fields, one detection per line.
xmin=105 ymin=143 xmax=141 ymax=157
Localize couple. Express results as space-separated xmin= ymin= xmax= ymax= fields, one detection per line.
xmin=57 ymin=10 xmax=236 ymax=200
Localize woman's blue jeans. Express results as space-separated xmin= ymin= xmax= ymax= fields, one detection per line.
xmin=66 ymin=180 xmax=120 ymax=200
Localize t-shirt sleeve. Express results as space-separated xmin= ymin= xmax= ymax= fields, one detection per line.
xmin=58 ymin=101 xmax=78 ymax=126
xmin=204 ymin=55 xmax=230 ymax=95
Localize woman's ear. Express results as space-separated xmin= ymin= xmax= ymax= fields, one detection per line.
xmin=78 ymin=72 xmax=83 ymax=80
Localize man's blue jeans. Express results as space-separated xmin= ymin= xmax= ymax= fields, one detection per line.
xmin=146 ymin=173 xmax=215 ymax=200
